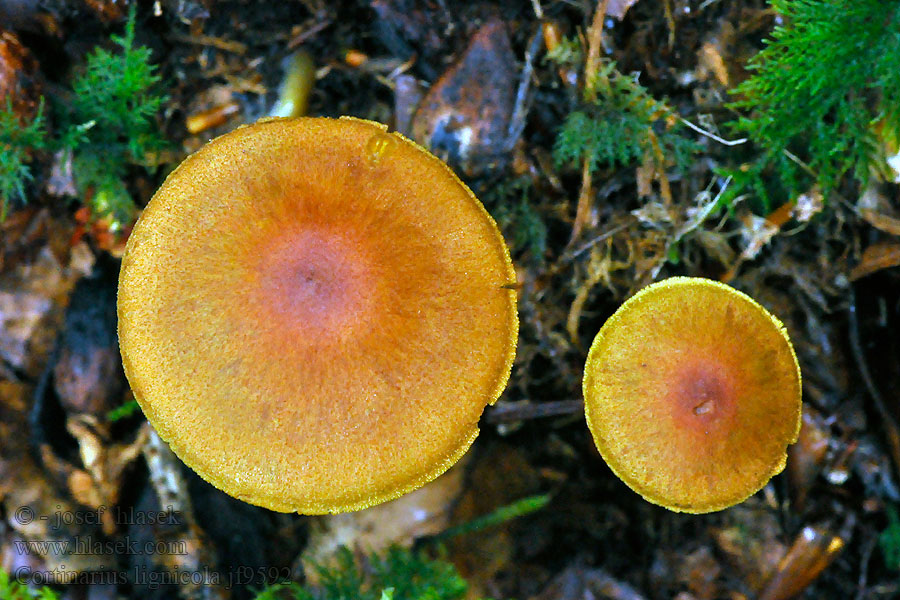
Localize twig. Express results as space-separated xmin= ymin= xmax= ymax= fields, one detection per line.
xmin=680 ymin=117 xmax=747 ymax=146
xmin=568 ymin=0 xmax=613 ymax=245
xmin=855 ymin=530 xmax=878 ymax=600
xmin=584 ymin=0 xmax=611 ymax=99
xmin=567 ymin=221 xmax=632 ymax=260
xmin=569 ymin=153 xmax=595 ymax=245
xmin=506 ymin=27 xmax=544 ymax=150
xmin=646 ymin=129 xmax=673 ymax=205
xmin=287 ymin=19 xmax=331 ymax=49
xmin=663 ymin=0 xmax=676 ymax=49
xmin=783 ymin=148 xmax=817 ymax=177
xmin=485 ymin=399 xmax=584 ymax=424
xmin=847 ymin=286 xmax=900 ymax=481
xmin=168 ymin=33 xmax=247 ymax=54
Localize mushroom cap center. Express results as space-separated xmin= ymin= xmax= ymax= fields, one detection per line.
xmin=669 ymin=359 xmax=737 ymax=434
xmin=254 ymin=227 xmax=374 ymax=336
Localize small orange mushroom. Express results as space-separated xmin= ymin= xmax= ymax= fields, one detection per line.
xmin=583 ymin=277 xmax=802 ymax=513
xmin=118 ymin=117 xmax=518 ymax=514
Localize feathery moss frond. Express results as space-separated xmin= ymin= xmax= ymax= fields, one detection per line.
xmin=727 ymin=0 xmax=900 ymax=206
xmin=254 ymin=547 xmax=471 ymax=600
xmin=0 ymin=100 xmax=47 ymax=218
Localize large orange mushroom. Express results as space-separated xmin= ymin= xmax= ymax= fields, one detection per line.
xmin=118 ymin=117 xmax=518 ymax=514
xmin=583 ymin=277 xmax=802 ymax=513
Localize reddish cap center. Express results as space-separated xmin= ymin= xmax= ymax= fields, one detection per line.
xmin=668 ymin=359 xmax=737 ymax=435
xmin=252 ymin=227 xmax=375 ymax=337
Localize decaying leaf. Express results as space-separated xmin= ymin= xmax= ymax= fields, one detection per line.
xmin=302 ymin=456 xmax=468 ymax=578
xmin=411 ymin=18 xmax=517 ymax=175
xmin=0 ymin=211 xmax=93 ymax=376
xmin=758 ymin=524 xmax=848 ymax=600
xmin=850 ymin=242 xmax=900 ymax=281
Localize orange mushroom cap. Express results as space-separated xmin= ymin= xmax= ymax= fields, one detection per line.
xmin=118 ymin=117 xmax=518 ymax=514
xmin=583 ymin=277 xmax=802 ymax=513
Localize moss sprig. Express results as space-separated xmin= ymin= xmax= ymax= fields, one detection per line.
xmin=253 ymin=547 xmax=473 ymax=600
xmin=0 ymin=569 xmax=60 ymax=600
xmin=0 ymin=100 xmax=47 ymax=219
xmin=0 ymin=5 xmax=167 ymax=225
xmin=725 ymin=0 xmax=900 ymax=208
xmin=551 ymin=54 xmax=698 ymax=177
xmin=60 ymin=4 xmax=168 ymax=225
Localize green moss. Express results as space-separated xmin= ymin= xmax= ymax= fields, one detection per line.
xmin=106 ymin=398 xmax=142 ymax=422
xmin=544 ymin=35 xmax=583 ymax=69
xmin=0 ymin=569 xmax=59 ymax=600
xmin=487 ymin=176 xmax=548 ymax=262
xmin=0 ymin=5 xmax=167 ymax=225
xmin=426 ymin=494 xmax=549 ymax=544
xmin=59 ymin=4 xmax=168 ymax=225
xmin=880 ymin=505 xmax=900 ymax=571
xmin=253 ymin=547 xmax=473 ymax=600
xmin=0 ymin=100 xmax=47 ymax=219
xmin=725 ymin=0 xmax=900 ymax=209
xmin=551 ymin=55 xmax=699 ymax=178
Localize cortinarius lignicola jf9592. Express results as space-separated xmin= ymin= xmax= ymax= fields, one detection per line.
xmin=117 ymin=117 xmax=518 ymax=514
xmin=583 ymin=277 xmax=802 ymax=513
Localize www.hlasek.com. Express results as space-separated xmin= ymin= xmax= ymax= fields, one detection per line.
xmin=14 ymin=566 xmax=294 ymax=590
xmin=14 ymin=536 xmax=188 ymax=557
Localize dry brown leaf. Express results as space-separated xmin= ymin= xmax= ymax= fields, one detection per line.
xmin=0 ymin=382 xmax=114 ymax=576
xmin=860 ymin=208 xmax=900 ymax=236
xmin=0 ymin=30 xmax=42 ymax=122
xmin=678 ymin=547 xmax=722 ymax=600
xmin=758 ymin=525 xmax=845 ymax=600
xmin=0 ymin=234 xmax=94 ymax=376
xmin=850 ymin=242 xmax=900 ymax=280
xmin=713 ymin=503 xmax=787 ymax=592
xmin=63 ymin=416 xmax=148 ymax=534
xmin=534 ymin=566 xmax=648 ymax=600
xmin=787 ymin=406 xmax=831 ymax=510
xmin=447 ymin=443 xmax=541 ymax=598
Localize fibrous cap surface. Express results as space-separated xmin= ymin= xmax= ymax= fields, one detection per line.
xmin=583 ymin=277 xmax=802 ymax=513
xmin=118 ymin=117 xmax=518 ymax=514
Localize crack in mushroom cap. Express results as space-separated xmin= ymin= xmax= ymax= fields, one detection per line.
xmin=118 ymin=117 xmax=518 ymax=514
xmin=583 ymin=277 xmax=802 ymax=513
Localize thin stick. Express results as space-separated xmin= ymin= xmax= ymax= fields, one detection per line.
xmin=506 ymin=27 xmax=544 ymax=149
xmin=584 ymin=0 xmax=611 ymax=99
xmin=679 ymin=117 xmax=747 ymax=146
xmin=567 ymin=221 xmax=631 ymax=260
xmin=848 ymin=287 xmax=900 ymax=481
xmin=485 ymin=399 xmax=584 ymax=424
xmin=568 ymin=154 xmax=595 ymax=245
